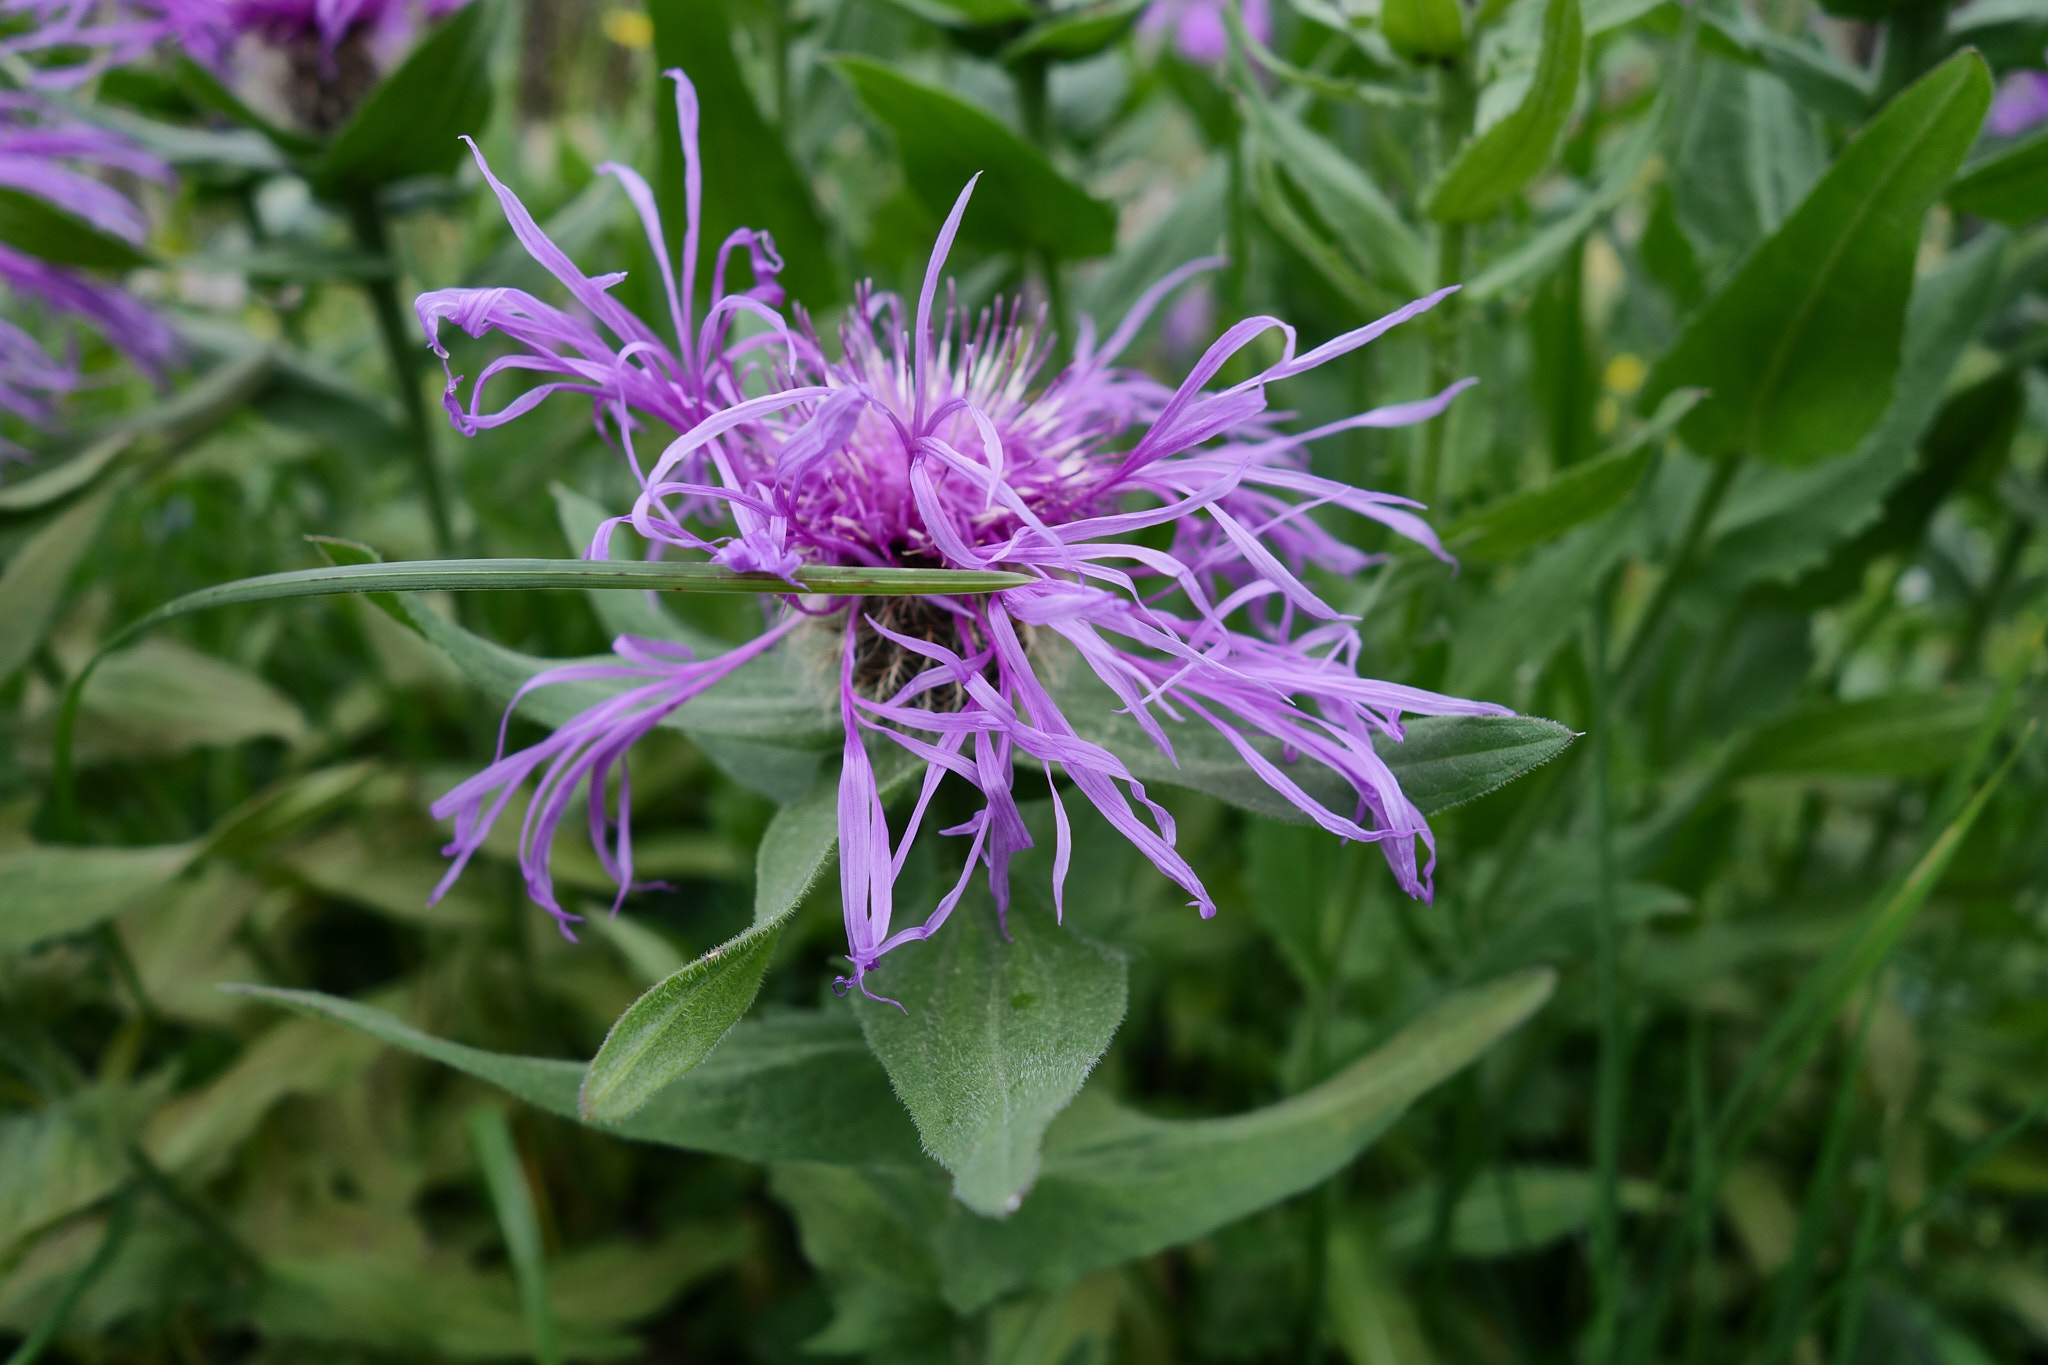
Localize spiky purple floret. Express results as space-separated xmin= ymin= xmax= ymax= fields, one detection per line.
xmin=1990 ymin=65 xmax=2048 ymax=139
xmin=151 ymin=0 xmax=467 ymax=68
xmin=0 ymin=0 xmax=165 ymax=88
xmin=418 ymin=69 xmax=1509 ymax=996
xmin=1138 ymin=0 xmax=1271 ymax=65
xmin=0 ymin=96 xmax=177 ymax=456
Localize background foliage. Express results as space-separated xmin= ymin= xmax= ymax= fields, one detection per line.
xmin=3 ymin=0 xmax=2047 ymax=1359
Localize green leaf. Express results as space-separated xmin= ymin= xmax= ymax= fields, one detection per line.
xmin=0 ymin=1084 xmax=152 ymax=1253
xmin=1728 ymin=693 xmax=1992 ymax=778
xmin=1687 ymin=225 xmax=2010 ymax=597
xmin=1383 ymin=0 xmax=1466 ymax=60
xmin=647 ymin=0 xmax=839 ymax=307
xmin=579 ymin=922 xmax=783 ymax=1122
xmin=232 ymin=987 xmax=925 ymax=1165
xmin=1950 ymin=127 xmax=2048 ymax=224
xmin=938 ymin=968 xmax=1556 ymax=1308
xmin=468 ymin=1108 xmax=562 ymax=1365
xmin=0 ymin=474 xmax=127 ymax=683
xmin=1381 ymin=1165 xmax=1662 ymax=1258
xmin=1642 ymin=51 xmax=1993 ymax=465
xmin=999 ymin=0 xmax=1145 ymax=63
xmin=853 ymin=888 xmax=1129 ymax=1217
xmin=1240 ymin=88 xmax=1431 ymax=296
xmin=0 ymin=433 xmax=131 ymax=516
xmin=0 ymin=843 xmax=202 ymax=953
xmin=1449 ymin=388 xmax=1701 ymax=562
xmin=312 ymin=2 xmax=495 ymax=194
xmin=0 ymin=188 xmax=149 ymax=271
xmin=1465 ymin=106 xmax=1661 ymax=303
xmin=1447 ymin=514 xmax=1630 ymax=696
xmin=64 ymin=637 xmax=310 ymax=765
xmin=1428 ymin=0 xmax=1583 ymax=223
xmin=829 ymin=56 xmax=1117 ymax=259
xmin=1047 ymin=644 xmax=1572 ymax=820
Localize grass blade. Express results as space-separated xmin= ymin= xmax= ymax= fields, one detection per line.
xmin=468 ymin=1107 xmax=562 ymax=1365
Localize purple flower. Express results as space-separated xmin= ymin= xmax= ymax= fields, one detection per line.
xmin=0 ymin=94 xmax=177 ymax=460
xmin=1990 ymin=63 xmax=2048 ymax=139
xmin=418 ymin=70 xmax=1507 ymax=998
xmin=1138 ymin=0 xmax=1270 ymax=66
xmin=154 ymin=0 xmax=470 ymax=131
xmin=0 ymin=0 xmax=165 ymax=88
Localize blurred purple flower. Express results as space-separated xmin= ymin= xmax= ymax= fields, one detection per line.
xmin=1989 ymin=64 xmax=2048 ymax=138
xmin=0 ymin=94 xmax=177 ymax=460
xmin=1138 ymin=0 xmax=1269 ymax=65
xmin=419 ymin=70 xmax=1504 ymax=997
xmin=154 ymin=0 xmax=469 ymax=130
xmin=0 ymin=0 xmax=165 ymax=88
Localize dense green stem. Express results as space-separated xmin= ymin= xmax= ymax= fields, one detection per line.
xmin=349 ymin=195 xmax=456 ymax=555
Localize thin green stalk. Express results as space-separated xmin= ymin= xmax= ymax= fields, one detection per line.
xmin=470 ymin=1106 xmax=562 ymax=1365
xmin=5 ymin=1188 xmax=136 ymax=1365
xmin=1757 ymin=989 xmax=1878 ymax=1365
xmin=1421 ymin=60 xmax=1476 ymax=510
xmin=1613 ymin=454 xmax=1740 ymax=695
xmin=348 ymin=195 xmax=456 ymax=555
xmin=1585 ymin=591 xmax=1625 ymax=1364
xmin=1830 ymin=1171 xmax=1886 ymax=1365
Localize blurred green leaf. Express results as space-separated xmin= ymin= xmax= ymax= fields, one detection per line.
xmin=469 ymin=1107 xmax=562 ymax=1365
xmin=0 ymin=434 xmax=131 ymax=516
xmin=0 ymin=842 xmax=200 ymax=953
xmin=0 ymin=189 xmax=150 ymax=271
xmin=0 ymin=474 xmax=126 ymax=683
xmin=66 ymin=637 xmax=309 ymax=765
xmin=1383 ymin=0 xmax=1466 ymax=60
xmin=233 ymin=988 xmax=927 ymax=1165
xmin=1325 ymin=1218 xmax=1439 ymax=1365
xmin=174 ymin=55 xmax=323 ymax=157
xmin=1465 ymin=106 xmax=1661 ymax=303
xmin=874 ymin=0 xmax=1035 ymax=25
xmin=1381 ymin=1165 xmax=1661 ymax=1258
xmin=144 ymin=1017 xmax=378 ymax=1176
xmin=829 ymin=55 xmax=1118 ymax=258
xmin=1000 ymin=0 xmax=1145 ymax=63
xmin=0 ymin=1084 xmax=155 ymax=1253
xmin=312 ymin=1 xmax=496 ymax=195
xmin=580 ymin=922 xmax=782 ymax=1121
xmin=1428 ymin=0 xmax=1583 ymax=222
xmin=1643 ymin=51 xmax=1992 ymax=465
xmin=1950 ymin=127 xmax=2048 ymax=224
xmin=648 ymin=0 xmax=840 ymax=307
xmin=1241 ymin=88 xmax=1431 ymax=296
xmin=854 ymin=888 xmax=1128 ymax=1217
xmin=1729 ymin=693 xmax=1992 ymax=778
xmin=1450 ymin=388 xmax=1701 ymax=562
xmin=1688 ymin=226 xmax=2009 ymax=597
xmin=940 ymin=968 xmax=1556 ymax=1308
xmin=1449 ymin=514 xmax=1629 ymax=696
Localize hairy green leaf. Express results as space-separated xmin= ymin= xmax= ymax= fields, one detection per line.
xmin=854 ymin=888 xmax=1128 ymax=1217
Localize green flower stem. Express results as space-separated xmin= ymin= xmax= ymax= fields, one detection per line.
xmin=349 ymin=195 xmax=457 ymax=555
xmin=1612 ymin=453 xmax=1740 ymax=694
xmin=1422 ymin=58 xmax=1477 ymax=509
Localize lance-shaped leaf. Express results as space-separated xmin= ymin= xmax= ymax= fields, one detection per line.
xmin=1241 ymin=87 xmax=1430 ymax=296
xmin=1448 ymin=388 xmax=1701 ymax=562
xmin=313 ymin=1 xmax=496 ymax=194
xmin=1000 ymin=0 xmax=1145 ymax=63
xmin=937 ymin=968 xmax=1556 ymax=1308
xmin=1045 ymin=648 xmax=1575 ymax=822
xmin=854 ymin=889 xmax=1129 ymax=1217
xmin=1949 ymin=126 xmax=2048 ymax=225
xmin=0 ymin=843 xmax=204 ymax=952
xmin=571 ymin=749 xmax=928 ymax=1122
xmin=1727 ymin=692 xmax=1992 ymax=779
xmin=647 ymin=0 xmax=838 ymax=307
xmin=0 ymin=475 xmax=128 ymax=683
xmin=1428 ymin=0 xmax=1583 ymax=223
xmin=0 ymin=188 xmax=149 ymax=270
xmin=1642 ymin=51 xmax=1992 ymax=466
xmin=830 ymin=56 xmax=1117 ymax=258
xmin=233 ymin=987 xmax=925 ymax=1165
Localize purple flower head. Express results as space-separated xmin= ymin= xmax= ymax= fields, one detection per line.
xmin=0 ymin=0 xmax=166 ymax=88
xmin=0 ymin=95 xmax=177 ymax=458
xmin=1138 ymin=0 xmax=1270 ymax=65
xmin=418 ymin=69 xmax=1508 ymax=999
xmin=1989 ymin=62 xmax=2048 ymax=139
xmin=156 ymin=0 xmax=470 ymax=131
